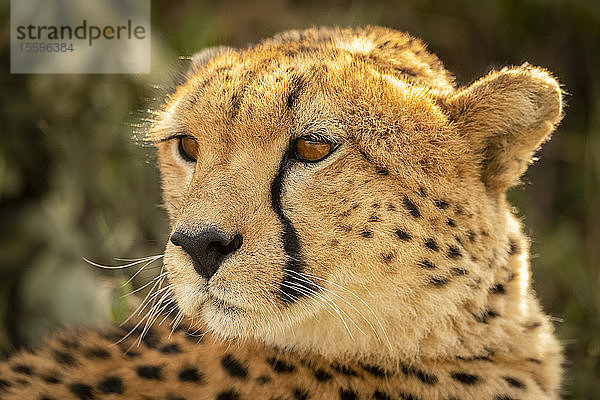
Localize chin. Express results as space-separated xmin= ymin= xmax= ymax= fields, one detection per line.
xmin=171 ymin=283 xmax=208 ymax=317
xmin=198 ymin=299 xmax=259 ymax=340
xmin=197 ymin=295 xmax=304 ymax=343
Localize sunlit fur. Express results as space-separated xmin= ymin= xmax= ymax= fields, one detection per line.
xmin=150 ymin=27 xmax=563 ymax=396
xmin=0 ymin=27 xmax=564 ymax=400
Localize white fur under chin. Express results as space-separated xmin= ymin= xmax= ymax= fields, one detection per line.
xmin=194 ymin=294 xmax=448 ymax=367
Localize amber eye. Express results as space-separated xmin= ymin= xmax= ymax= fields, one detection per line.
xmin=295 ymin=137 xmax=334 ymax=162
xmin=178 ymin=136 xmax=199 ymax=162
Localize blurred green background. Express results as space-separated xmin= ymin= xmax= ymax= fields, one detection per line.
xmin=1 ymin=0 xmax=598 ymax=398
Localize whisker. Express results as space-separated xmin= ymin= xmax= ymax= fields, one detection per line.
xmin=159 ymin=304 xmax=179 ymax=326
xmin=261 ymin=289 xmax=285 ymax=323
xmin=295 ymin=270 xmax=393 ymax=351
xmin=143 ymin=294 xmax=174 ymax=336
xmin=272 ymin=281 xmax=336 ymax=321
xmin=299 ymin=283 xmax=363 ymax=337
xmin=123 ymin=261 xmax=164 ymax=287
xmin=121 ymin=275 xmax=163 ymax=298
xmin=120 ymin=272 xmax=165 ymax=327
xmin=169 ymin=311 xmax=185 ymax=337
xmin=273 ymin=282 xmax=357 ymax=340
xmin=113 ymin=307 xmax=154 ymax=348
xmin=285 ymin=270 xmax=374 ymax=337
xmin=138 ymin=284 xmax=173 ymax=345
xmin=139 ymin=283 xmax=172 ymax=309
xmin=113 ymin=255 xmax=164 ymax=262
xmin=83 ymin=254 xmax=163 ymax=270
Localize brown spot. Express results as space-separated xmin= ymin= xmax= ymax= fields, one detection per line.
xmin=221 ymin=354 xmax=248 ymax=379
xmin=450 ymin=267 xmax=468 ymax=276
xmin=84 ymin=348 xmax=111 ymax=359
xmin=11 ymin=364 xmax=33 ymax=375
xmin=136 ymin=365 xmax=162 ymax=380
xmin=474 ymin=309 xmax=500 ymax=323
xmin=256 ymin=375 xmax=271 ymax=384
xmin=362 ymin=364 xmax=389 ymax=377
xmin=450 ymin=372 xmax=481 ymax=385
xmin=286 ymin=75 xmax=306 ymax=110
xmin=467 ymin=230 xmax=476 ymax=242
xmin=418 ymin=260 xmax=436 ymax=269
xmin=313 ymin=369 xmax=332 ymax=382
xmin=456 ymin=354 xmax=492 ymax=362
xmin=401 ymin=365 xmax=438 ymax=385
xmin=490 ymin=284 xmax=506 ymax=294
xmin=424 ymin=238 xmax=439 ymax=251
xmin=331 ymin=363 xmax=359 ymax=377
xmin=368 ymin=215 xmax=381 ymax=223
xmin=229 ymin=90 xmax=244 ymax=120
xmin=448 ymin=246 xmax=462 ymax=259
xmin=434 ymin=199 xmax=450 ymax=209
xmin=503 ymin=376 xmax=526 ymax=389
xmin=359 ymin=150 xmax=373 ymax=162
xmin=403 ymin=196 xmax=421 ymax=218
xmin=337 ymin=224 xmax=352 ymax=233
xmin=53 ymin=350 xmax=76 ymax=366
xmin=429 ymin=276 xmax=449 ymax=287
xmin=269 ymin=357 xmax=296 ymax=373
xmin=69 ymin=383 xmax=94 ymax=399
xmin=59 ymin=336 xmax=80 ymax=349
xmin=179 ymin=367 xmax=203 ymax=383
xmin=339 ymin=209 xmax=352 ymax=218
xmin=395 ymin=229 xmax=411 ymax=241
xmin=524 ymin=321 xmax=542 ymax=330
xmin=382 ymin=253 xmax=395 ymax=264
xmin=508 ymin=239 xmax=520 ymax=255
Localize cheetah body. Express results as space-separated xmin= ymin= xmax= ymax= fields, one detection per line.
xmin=1 ymin=27 xmax=564 ymax=400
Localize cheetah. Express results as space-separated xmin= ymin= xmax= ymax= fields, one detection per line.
xmin=0 ymin=26 xmax=564 ymax=400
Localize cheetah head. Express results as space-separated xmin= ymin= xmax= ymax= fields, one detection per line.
xmin=149 ymin=27 xmax=562 ymax=363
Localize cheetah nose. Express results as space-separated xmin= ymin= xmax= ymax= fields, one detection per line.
xmin=170 ymin=230 xmax=243 ymax=280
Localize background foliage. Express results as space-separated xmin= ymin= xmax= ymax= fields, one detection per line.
xmin=1 ymin=0 xmax=598 ymax=398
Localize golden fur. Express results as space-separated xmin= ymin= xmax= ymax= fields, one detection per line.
xmin=1 ymin=26 xmax=563 ymax=399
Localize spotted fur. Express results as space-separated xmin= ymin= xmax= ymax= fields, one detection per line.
xmin=0 ymin=26 xmax=563 ymax=399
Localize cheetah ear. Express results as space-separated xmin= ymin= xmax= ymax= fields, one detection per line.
xmin=185 ymin=46 xmax=236 ymax=77
xmin=443 ymin=65 xmax=563 ymax=193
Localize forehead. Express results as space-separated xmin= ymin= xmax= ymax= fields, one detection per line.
xmin=149 ymin=40 xmax=453 ymax=171
xmin=151 ymin=48 xmax=347 ymax=147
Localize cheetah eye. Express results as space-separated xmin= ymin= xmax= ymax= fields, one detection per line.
xmin=293 ymin=136 xmax=336 ymax=163
xmin=178 ymin=136 xmax=199 ymax=162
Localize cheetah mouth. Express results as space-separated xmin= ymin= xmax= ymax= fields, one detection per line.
xmin=208 ymin=297 xmax=241 ymax=314
xmin=199 ymin=290 xmax=257 ymax=316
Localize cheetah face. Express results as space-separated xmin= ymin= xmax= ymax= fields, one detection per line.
xmin=149 ymin=28 xmax=562 ymax=359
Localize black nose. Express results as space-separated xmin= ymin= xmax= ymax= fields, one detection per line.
xmin=170 ymin=229 xmax=243 ymax=280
